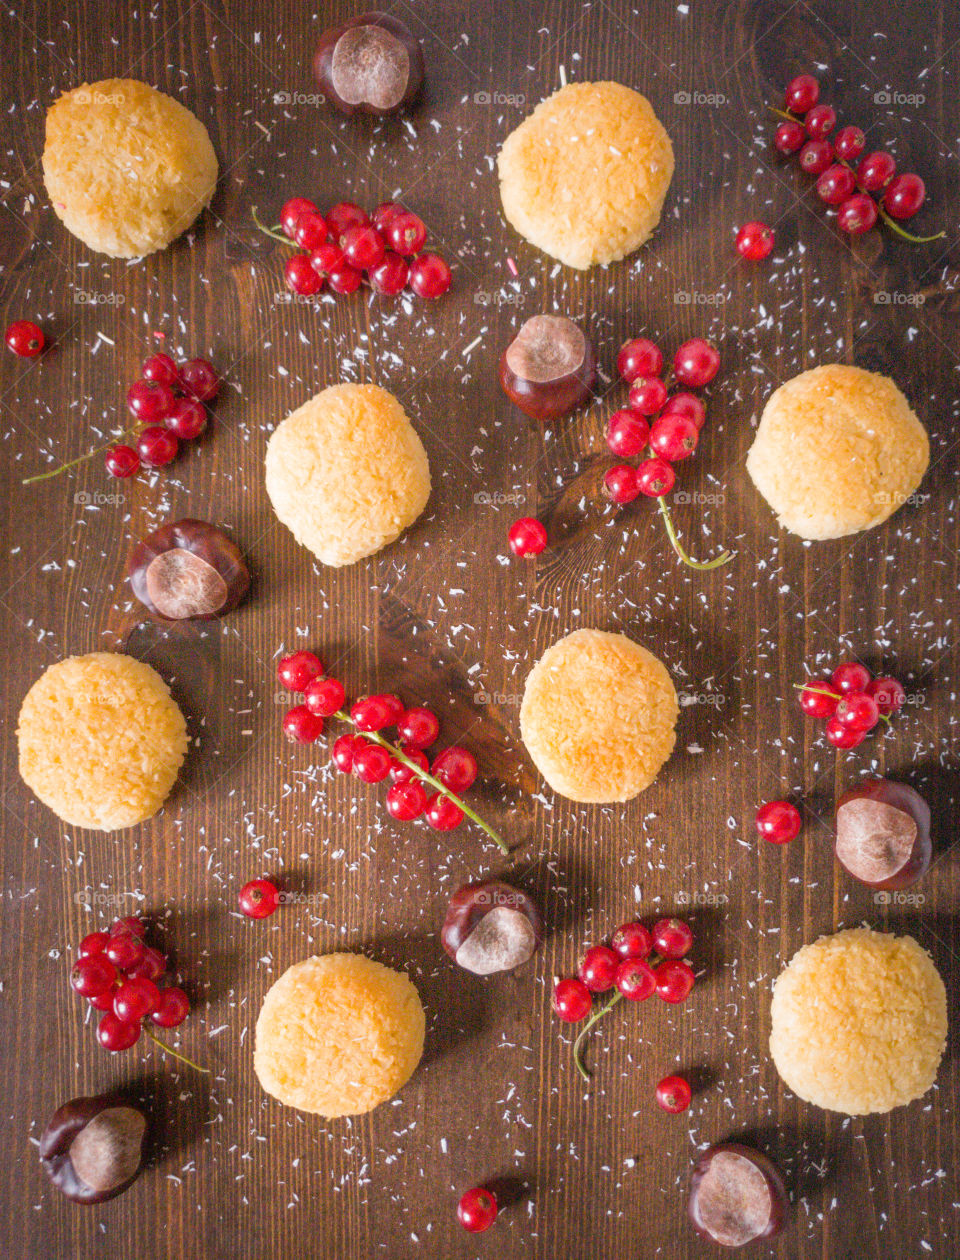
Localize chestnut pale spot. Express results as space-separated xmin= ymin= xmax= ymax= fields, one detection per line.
xmin=695 ymin=1151 xmax=772 ymax=1248
xmin=145 ymin=548 xmax=228 ymax=619
xmin=836 ymin=798 xmax=917 ymax=884
xmin=68 ymin=1107 xmax=146 ymax=1194
xmin=331 ymin=26 xmax=410 ymax=110
xmin=504 ymin=315 xmax=586 ymax=384
xmin=454 ymin=906 xmax=537 ymax=975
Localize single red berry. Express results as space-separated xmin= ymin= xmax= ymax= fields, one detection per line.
xmin=385 ymin=780 xmax=429 ymax=821
xmin=884 ymin=173 xmax=925 ymax=220
xmin=831 ymin=662 xmax=872 ymax=694
xmin=408 ymin=253 xmax=452 ymax=298
xmin=654 ymin=959 xmax=695 ymax=1004
xmin=606 ymin=408 xmax=650 ymax=457
xmin=239 ymin=878 xmax=280 ymax=918
xmin=277 ymin=650 xmax=324 ymax=691
xmin=303 ymin=676 xmax=346 ymax=717
xmin=390 ymin=746 xmax=430 ymax=783
xmin=457 ymin=1186 xmax=498 ymax=1234
xmin=282 ymin=705 xmax=324 ymax=743
xmin=105 ymin=445 xmax=140 ymax=478
xmin=342 ymin=223 xmax=387 ymax=269
xmin=425 ymin=792 xmax=464 ymax=830
xmin=799 ymin=679 xmax=840 ymax=718
xmin=628 ymin=376 xmax=668 ymax=416
xmin=804 ymin=103 xmax=836 ymax=139
xmin=397 ymin=707 xmax=440 ymax=748
xmin=126 ymin=946 xmax=167 ymax=982
xmin=142 ymin=352 xmax=180 ymax=387
xmin=372 ymin=201 xmax=405 ymax=232
xmin=651 ymin=918 xmax=694 ymax=959
xmin=386 ymin=211 xmax=428 ymax=256
xmin=97 ymin=1013 xmax=142 ymax=1052
xmin=293 ymin=211 xmax=329 ymax=251
xmin=735 ymin=221 xmax=775 ymax=260
xmin=784 ymin=74 xmax=819 ymax=114
xmin=649 ymin=414 xmax=698 ymax=462
xmin=151 ymin=986 xmax=190 ymax=1028
xmin=165 ymin=398 xmax=207 ymax=440
xmin=617 ymin=337 xmax=663 ymax=382
xmin=351 ymin=695 xmax=394 ymax=732
xmin=353 ymin=743 xmax=394 ymax=784
xmin=611 ymin=921 xmax=652 ymax=960
xmin=798 ymin=139 xmax=834 ymax=175
xmin=281 ymin=197 xmax=318 ymax=239
xmin=673 ymin=338 xmax=719 ymax=388
xmin=838 ymin=194 xmax=879 ymax=235
xmin=867 ymin=676 xmax=906 ymax=715
xmin=5 ymin=319 xmax=45 ymax=357
xmin=285 ymin=253 xmax=323 ymax=296
xmin=616 ymin=958 xmax=657 ymax=1001
xmin=636 ymin=457 xmax=675 ymax=498
xmin=137 ymin=426 xmax=179 ymax=467
xmin=309 ymin=241 xmax=345 ymax=275
xmin=104 ymin=932 xmax=145 ymax=971
xmin=110 ymin=916 xmax=146 ymax=938
xmin=78 ymin=931 xmax=111 ymax=958
xmin=578 ymin=945 xmax=620 ymax=993
xmin=327 ymin=262 xmax=363 ymax=294
xmin=816 ymin=164 xmax=856 ymax=206
xmin=127 ymin=378 xmax=175 ymax=423
xmin=836 ymin=691 xmax=880 ymax=731
xmin=833 ymin=125 xmax=866 ymax=162
xmin=331 ymin=733 xmax=362 ymax=773
xmin=825 ymin=716 xmax=866 ymax=749
xmin=70 ymin=955 xmax=117 ymax=997
xmin=662 ymin=392 xmax=706 ymax=429
xmin=376 ymin=694 xmax=406 ymax=723
xmin=369 ymin=250 xmax=409 ymax=295
xmin=603 ymin=463 xmax=641 ymax=505
xmin=432 ymin=746 xmax=478 ymax=792
xmin=552 ymin=976 xmax=592 ymax=1022
xmin=656 ymin=1074 xmax=692 ymax=1114
xmin=88 ymin=988 xmax=119 ymax=1012
xmin=113 ymin=977 xmax=160 ymax=1022
xmin=326 ymin=201 xmax=369 ymax=238
xmin=857 ymin=151 xmax=896 ymax=192
xmin=755 ymin=800 xmax=802 ymax=845
xmin=774 ymin=119 xmax=806 ymax=154
xmin=508 ymin=516 xmax=547 ymax=557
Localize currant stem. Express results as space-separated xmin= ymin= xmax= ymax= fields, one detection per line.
xmin=876 ymin=204 xmax=944 ymax=243
xmin=656 ymin=495 xmax=734 ymax=571
xmin=573 ymin=991 xmax=623 ymax=1081
xmin=251 ymin=206 xmax=297 ymax=247
xmin=766 ymin=104 xmax=797 ymax=122
xmin=22 ymin=429 xmax=135 ymax=485
xmin=142 ymin=1025 xmax=210 ymax=1074
xmin=335 ymin=711 xmax=510 ymax=855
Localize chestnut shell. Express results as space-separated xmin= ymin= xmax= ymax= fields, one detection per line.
xmin=312 ymin=12 xmax=424 ymax=116
xmin=688 ymin=1142 xmax=788 ymax=1249
xmin=834 ymin=777 xmax=931 ymax=890
xmin=499 ymin=315 xmax=596 ymax=422
xmin=128 ymin=518 xmax=250 ymax=621
xmin=441 ymin=880 xmax=543 ymax=974
xmin=40 ymin=1091 xmax=147 ymax=1205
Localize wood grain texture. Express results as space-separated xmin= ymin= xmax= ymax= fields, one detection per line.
xmin=1 ymin=1 xmax=959 ymax=1257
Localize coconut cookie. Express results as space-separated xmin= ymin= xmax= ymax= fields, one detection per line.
xmin=42 ymin=79 xmax=218 ymax=258
xmin=746 ymin=364 xmax=929 ymax=540
xmin=769 ymin=928 xmax=947 ymax=1116
xmin=254 ymin=953 xmax=425 ymax=1117
xmin=17 ymin=653 xmax=188 ymax=831
xmin=265 ymin=384 xmax=431 ymax=567
xmin=497 ymin=81 xmax=674 ymax=270
xmin=519 ymin=628 xmax=678 ymax=803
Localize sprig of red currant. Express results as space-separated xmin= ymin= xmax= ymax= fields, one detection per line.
xmin=796 ymin=661 xmax=905 ymax=749
xmin=604 ymin=337 xmax=733 ymax=570
xmin=69 ymin=915 xmax=208 ymax=1073
xmin=552 ymin=917 xmax=696 ymax=1082
xmin=253 ymin=198 xmax=452 ymax=299
xmin=772 ymin=74 xmax=944 ymax=244
xmin=276 ymin=650 xmax=509 ymax=854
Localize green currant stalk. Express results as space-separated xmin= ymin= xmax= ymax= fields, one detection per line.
xmin=251 ymin=206 xmax=297 ymax=247
xmin=573 ymin=991 xmax=623 ymax=1081
xmin=791 ymin=682 xmax=891 ymax=725
xmin=22 ymin=427 xmax=137 ymax=484
xmin=656 ymin=494 xmax=734 ymax=571
xmin=334 ymin=710 xmax=510 ymax=855
xmin=142 ymin=1025 xmax=210 ymax=1074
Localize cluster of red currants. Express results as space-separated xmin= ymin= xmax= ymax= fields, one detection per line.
xmin=553 ymin=917 xmax=696 ymax=1080
xmin=5 ymin=319 xmax=45 ymax=357
xmin=773 ymin=74 xmax=942 ymax=243
xmin=69 ymin=916 xmax=202 ymax=1068
xmin=798 ymin=661 xmax=905 ymax=749
xmin=255 ymin=198 xmax=452 ymax=299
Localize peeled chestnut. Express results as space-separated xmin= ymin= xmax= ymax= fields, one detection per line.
xmin=128 ymin=518 xmax=250 ymax=621
xmin=499 ymin=315 xmax=596 ymax=423
xmin=441 ymin=880 xmax=543 ymax=975
xmin=689 ymin=1142 xmax=788 ymax=1249
xmin=312 ymin=12 xmax=424 ymax=116
xmin=40 ymin=1091 xmax=147 ymax=1205
xmin=835 ymin=777 xmax=931 ymax=890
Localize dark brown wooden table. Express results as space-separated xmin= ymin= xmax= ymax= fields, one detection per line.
xmin=2 ymin=2 xmax=959 ymax=1256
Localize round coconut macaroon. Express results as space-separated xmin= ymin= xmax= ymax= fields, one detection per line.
xmin=497 ymin=81 xmax=674 ymax=270
xmin=42 ymin=78 xmax=217 ymax=258
xmin=769 ymin=927 xmax=947 ymax=1116
xmin=746 ymin=364 xmax=929 ymax=540
xmin=519 ymin=628 xmax=678 ymax=803
xmin=265 ymin=384 xmax=431 ymax=567
xmin=17 ymin=653 xmax=188 ymax=831
xmin=254 ymin=953 xmax=425 ymax=1117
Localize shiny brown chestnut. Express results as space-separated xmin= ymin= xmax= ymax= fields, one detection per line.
xmin=689 ymin=1142 xmax=788 ymax=1249
xmin=441 ymin=880 xmax=543 ymax=975
xmin=312 ymin=12 xmax=424 ymax=116
xmin=499 ymin=315 xmax=596 ymax=423
xmin=128 ymin=518 xmax=250 ymax=621
xmin=835 ymin=777 xmax=931 ymax=890
xmin=40 ymin=1091 xmax=147 ymax=1205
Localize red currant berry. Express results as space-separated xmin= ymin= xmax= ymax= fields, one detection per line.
xmin=606 ymin=408 xmax=650 ymax=457
xmin=397 ymin=707 xmax=440 ymax=748
xmin=97 ymin=1013 xmax=142 ymax=1052
xmin=755 ymin=800 xmax=802 ymax=844
xmin=385 ymin=780 xmax=428 ymax=821
xmin=867 ymin=676 xmax=906 ymax=715
xmin=837 ymin=194 xmax=878 ymax=235
xmin=127 ymin=378 xmax=175 ymax=423
xmin=774 ymin=119 xmax=806 ymax=154
xmin=142 ymin=352 xmax=180 ymax=387
xmin=303 ymin=676 xmax=346 ymax=717
xmin=857 ymin=151 xmax=896 ymax=192
xmin=326 ymin=201 xmax=369 ymax=238
xmin=656 ymin=1074 xmax=692 ymax=1114
xmin=649 ymin=414 xmax=698 ymax=462
xmin=151 ymin=986 xmax=190 ymax=1028
xmin=105 ymin=445 xmax=140 ymax=478
xmin=662 ymin=392 xmax=706 ymax=429
xmin=285 ymin=253 xmax=323 ymax=295
xmin=616 ymin=958 xmax=657 ymax=1001
xmin=432 ymin=746 xmax=478 ymax=792
xmin=391 ymin=747 xmax=430 ymax=784
xmin=508 ymin=516 xmax=548 ymax=557
xmin=369 ymin=250 xmax=409 ymax=295
xmin=784 ymin=74 xmax=819 ymax=114
xmin=798 ymin=139 xmax=834 ymax=175
xmin=113 ymin=977 xmax=160 ymax=1022
xmin=239 ymin=878 xmax=280 ymax=918
xmin=836 ymin=691 xmax=880 ymax=731
xmin=603 ymin=463 xmax=641 ymax=505
xmin=831 ymin=662 xmax=872 ymax=694
xmin=804 ymin=103 xmax=836 ymax=139
xmin=425 ymin=792 xmax=464 ymax=830
xmin=617 ymin=337 xmax=664 ymax=382
xmin=88 ymin=988 xmax=119 ymax=1012
xmin=70 ymin=955 xmax=117 ymax=997
xmin=457 ymin=1186 xmax=498 ymax=1234
xmin=651 ymin=917 xmax=694 ymax=959
xmin=735 ymin=221 xmax=774 ymax=260
xmin=636 ymin=457 xmax=675 ymax=498
xmin=408 ymin=253 xmax=452 ymax=299
xmin=884 ymin=173 xmax=925 ymax=220
xmin=833 ymin=125 xmax=866 ymax=162
xmin=577 ymin=944 xmax=620 ymax=993
xmin=126 ymin=946 xmax=167 ymax=982
xmin=351 ymin=695 xmax=393 ymax=732
xmin=654 ymin=959 xmax=695 ymax=1004
xmin=816 ymin=164 xmax=856 ymax=205
xmin=386 ymin=211 xmax=428 ymax=256
xmin=673 ymin=338 xmax=719 ymax=387
xmin=376 ymin=694 xmax=406 ymax=724
xmin=342 ymin=223 xmax=387 ymax=269
xmin=277 ymin=650 xmax=324 ymax=691
xmin=282 ymin=705 xmax=323 ymax=743
xmin=105 ymin=933 xmax=145 ymax=971
xmin=110 ymin=916 xmax=146 ymax=938
xmin=611 ymin=921 xmax=652 ymax=960
xmin=552 ymin=976 xmax=592 ymax=1022
xmin=309 ymin=241 xmax=345 ymax=275
xmin=372 ymin=201 xmax=404 ymax=232
xmin=799 ymin=679 xmax=840 ymax=718
xmin=78 ymin=931 xmax=111 ymax=958
xmin=331 ymin=733 xmax=362 ymax=773
xmin=353 ymin=743 xmax=394 ymax=784
xmin=825 ymin=716 xmax=866 ymax=749
xmin=628 ymin=376 xmax=668 ymax=416
xmin=281 ymin=197 xmax=318 ymax=239
xmin=137 ymin=426 xmax=179 ymax=468
xmin=5 ymin=319 xmax=45 ymax=357
xmin=327 ymin=262 xmax=363 ymax=294
xmin=165 ymin=398 xmax=207 ymax=440
xmin=293 ymin=211 xmax=329 ymax=251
